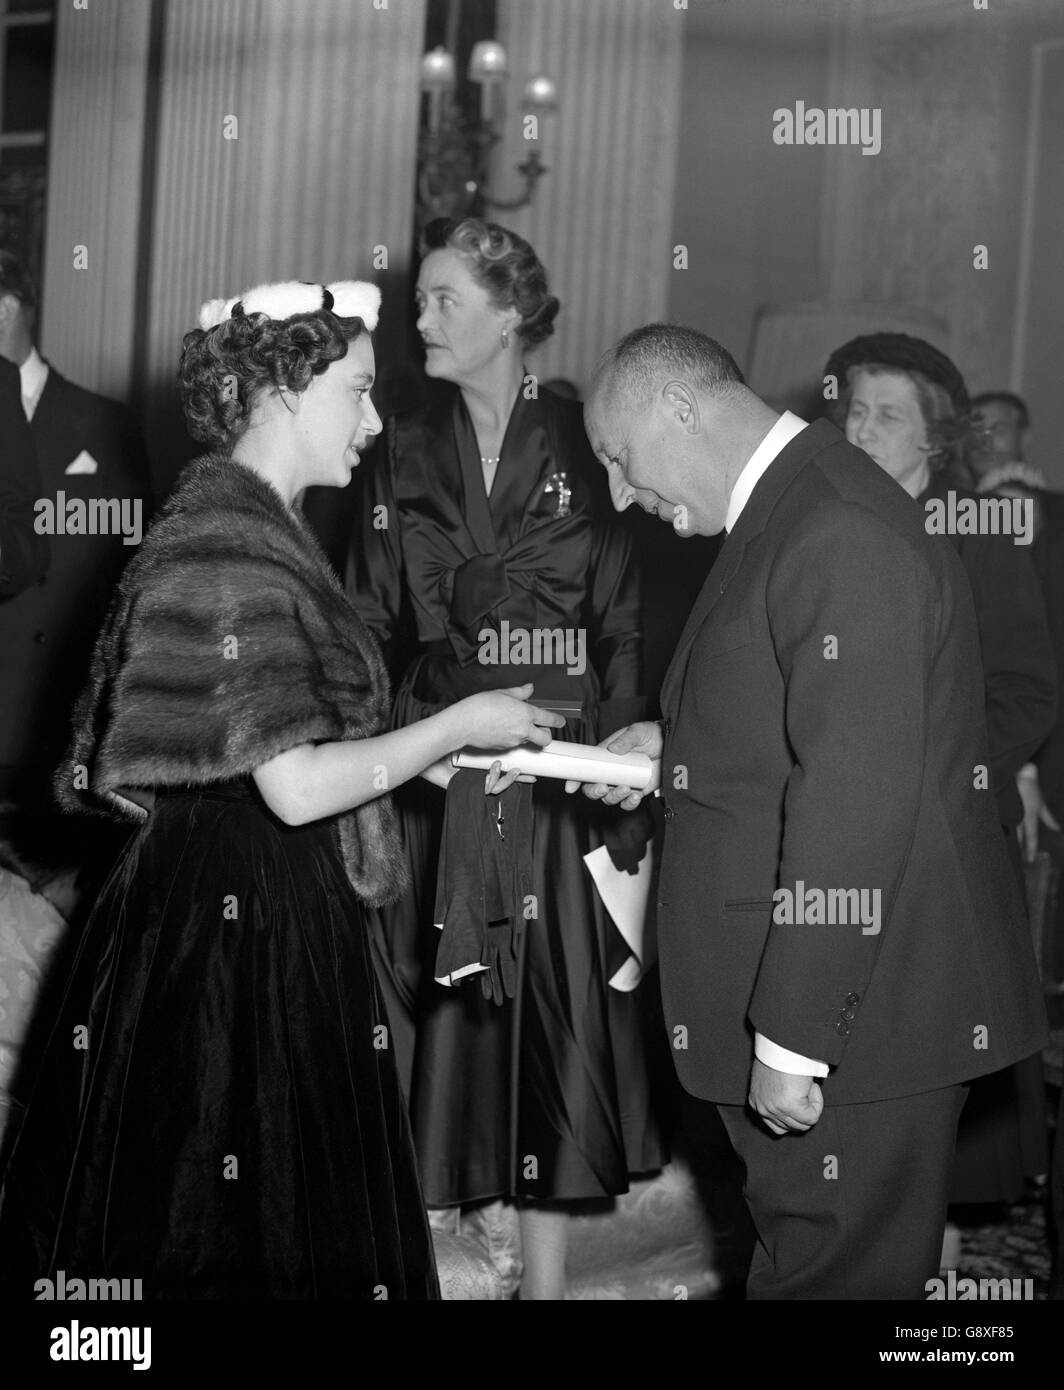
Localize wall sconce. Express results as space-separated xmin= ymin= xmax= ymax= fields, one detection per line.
xmin=416 ymin=38 xmax=557 ymax=230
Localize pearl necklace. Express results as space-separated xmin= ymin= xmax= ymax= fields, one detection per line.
xmin=481 ymin=456 xmax=500 ymax=466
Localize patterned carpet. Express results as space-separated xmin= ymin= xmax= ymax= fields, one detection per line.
xmin=945 ymin=991 xmax=1063 ymax=1301
xmin=945 ymin=1064 xmax=1060 ymax=1299
xmin=949 ymin=1191 xmax=1052 ymax=1298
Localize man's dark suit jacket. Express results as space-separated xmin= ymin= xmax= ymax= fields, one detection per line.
xmin=0 ymin=364 xmax=151 ymax=805
xmin=657 ymin=419 xmax=1048 ymax=1107
xmin=0 ymin=357 xmax=48 ymax=596
xmin=919 ymin=475 xmax=1056 ymax=829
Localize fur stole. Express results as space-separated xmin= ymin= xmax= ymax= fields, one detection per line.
xmin=55 ymin=454 xmax=408 ymax=906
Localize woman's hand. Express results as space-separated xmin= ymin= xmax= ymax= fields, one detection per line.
xmin=483 ymin=759 xmax=536 ymax=796
xmin=420 ymin=755 xmax=458 ymax=790
xmin=455 ymin=683 xmax=566 ymax=751
xmin=1017 ymin=764 xmax=1061 ymax=862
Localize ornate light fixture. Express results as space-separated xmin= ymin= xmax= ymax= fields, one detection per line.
xmin=417 ymin=36 xmax=558 ymax=231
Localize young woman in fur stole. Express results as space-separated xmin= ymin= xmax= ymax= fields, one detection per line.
xmin=0 ymin=279 xmax=564 ymax=1299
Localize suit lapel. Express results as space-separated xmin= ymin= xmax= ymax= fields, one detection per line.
xmin=660 ymin=420 xmax=839 ymax=720
xmin=660 ymin=530 xmax=748 ymax=718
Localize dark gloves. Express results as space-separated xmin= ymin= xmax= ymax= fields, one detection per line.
xmin=476 ymin=778 xmax=533 ymax=1002
xmin=433 ymin=771 xmax=534 ymax=1005
xmin=480 ymin=916 xmax=520 ymax=1006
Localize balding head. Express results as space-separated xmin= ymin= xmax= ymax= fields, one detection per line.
xmin=590 ymin=323 xmax=745 ymax=419
xmin=585 ymin=323 xmax=779 ymax=537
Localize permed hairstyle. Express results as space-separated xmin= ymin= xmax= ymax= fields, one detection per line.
xmin=421 ymin=216 xmax=559 ymax=348
xmin=592 ymin=323 xmax=745 ymax=414
xmin=179 ymin=307 xmax=368 ymax=451
xmin=830 ymin=363 xmax=967 ymax=473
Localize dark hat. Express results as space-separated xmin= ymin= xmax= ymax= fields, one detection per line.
xmin=823 ymin=332 xmax=970 ymax=418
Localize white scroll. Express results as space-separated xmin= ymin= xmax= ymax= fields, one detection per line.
xmin=451 ymin=739 xmax=656 ymax=789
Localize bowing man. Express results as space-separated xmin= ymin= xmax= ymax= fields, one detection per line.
xmin=572 ymin=323 xmax=1048 ymax=1300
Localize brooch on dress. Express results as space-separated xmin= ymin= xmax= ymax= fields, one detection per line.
xmin=544 ymin=471 xmax=572 ymax=518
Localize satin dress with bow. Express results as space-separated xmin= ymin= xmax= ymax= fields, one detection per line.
xmin=347 ymin=382 xmax=667 ymax=1205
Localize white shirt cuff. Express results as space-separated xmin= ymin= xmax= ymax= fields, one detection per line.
xmin=755 ymin=1032 xmax=830 ymax=1077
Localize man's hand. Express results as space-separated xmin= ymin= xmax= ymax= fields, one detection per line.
xmin=564 ymin=720 xmax=663 ymax=810
xmin=1016 ymin=765 xmax=1060 ymax=863
xmin=748 ymin=1058 xmax=824 ymax=1135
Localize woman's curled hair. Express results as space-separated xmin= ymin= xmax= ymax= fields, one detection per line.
xmin=422 ymin=216 xmax=559 ymax=349
xmin=179 ymin=307 xmax=366 ymax=450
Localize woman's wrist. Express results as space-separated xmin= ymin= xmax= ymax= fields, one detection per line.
xmin=431 ymin=701 xmax=467 ymax=757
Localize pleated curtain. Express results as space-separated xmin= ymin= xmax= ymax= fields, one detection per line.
xmin=39 ymin=0 xmax=153 ymax=399
xmin=143 ymin=0 xmax=427 ymax=414
xmin=492 ymin=0 xmax=685 ymax=388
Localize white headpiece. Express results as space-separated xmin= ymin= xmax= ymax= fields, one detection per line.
xmin=196 ymin=280 xmax=380 ymax=333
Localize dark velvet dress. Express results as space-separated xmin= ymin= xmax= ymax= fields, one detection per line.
xmin=348 ymin=382 xmax=667 ymax=1206
xmin=0 ymin=781 xmax=438 ymax=1299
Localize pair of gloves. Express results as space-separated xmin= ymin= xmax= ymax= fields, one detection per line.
xmin=433 ymin=770 xmax=534 ymax=1005
xmin=433 ymin=771 xmax=656 ymax=1004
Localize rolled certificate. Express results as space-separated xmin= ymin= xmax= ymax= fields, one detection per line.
xmin=452 ymin=739 xmax=656 ymax=789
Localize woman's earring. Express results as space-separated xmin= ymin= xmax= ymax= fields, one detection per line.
xmin=501 ymin=327 xmax=510 ymax=349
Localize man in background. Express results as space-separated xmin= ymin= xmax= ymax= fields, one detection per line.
xmin=0 ymin=355 xmax=47 ymax=598
xmin=0 ymin=249 xmax=152 ymax=859
xmin=969 ymin=391 xmax=1048 ymax=493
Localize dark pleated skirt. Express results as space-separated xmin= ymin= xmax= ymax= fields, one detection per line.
xmin=951 ymin=1054 xmax=1047 ymax=1204
xmin=371 ymin=655 xmax=668 ymax=1207
xmin=0 ymin=781 xmax=439 ymax=1300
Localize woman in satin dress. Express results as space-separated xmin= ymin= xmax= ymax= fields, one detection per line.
xmin=349 ymin=219 xmax=667 ymax=1299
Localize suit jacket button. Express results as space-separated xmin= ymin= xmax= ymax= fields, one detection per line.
xmin=835 ymin=1021 xmax=851 ymax=1036
xmin=664 ymin=806 xmax=675 ymax=821
xmin=841 ymin=1007 xmax=856 ymax=1022
xmin=33 ymin=631 xmax=46 ymax=644
xmin=845 ymin=992 xmax=859 ymax=1006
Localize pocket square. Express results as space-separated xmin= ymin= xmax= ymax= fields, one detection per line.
xmin=65 ymin=450 xmax=98 ymax=475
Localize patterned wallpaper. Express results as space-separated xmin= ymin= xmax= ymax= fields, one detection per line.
xmin=824 ymin=11 xmax=1011 ymax=393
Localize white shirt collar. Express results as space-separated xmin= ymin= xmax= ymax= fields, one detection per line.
xmin=724 ymin=411 xmax=807 ymax=533
xmin=19 ymin=346 xmax=49 ymax=421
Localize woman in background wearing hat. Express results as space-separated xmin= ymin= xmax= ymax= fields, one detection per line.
xmin=822 ymin=332 xmax=1054 ymax=1213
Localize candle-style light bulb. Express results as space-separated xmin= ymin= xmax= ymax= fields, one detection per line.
xmin=469 ymin=40 xmax=508 ymax=82
xmin=523 ymin=74 xmax=558 ymax=113
xmin=420 ymin=47 xmax=455 ymax=135
xmin=420 ymin=46 xmax=456 ymax=90
xmin=469 ymin=40 xmax=507 ymax=123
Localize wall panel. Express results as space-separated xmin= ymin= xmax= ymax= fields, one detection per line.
xmin=40 ymin=0 xmax=152 ymax=399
